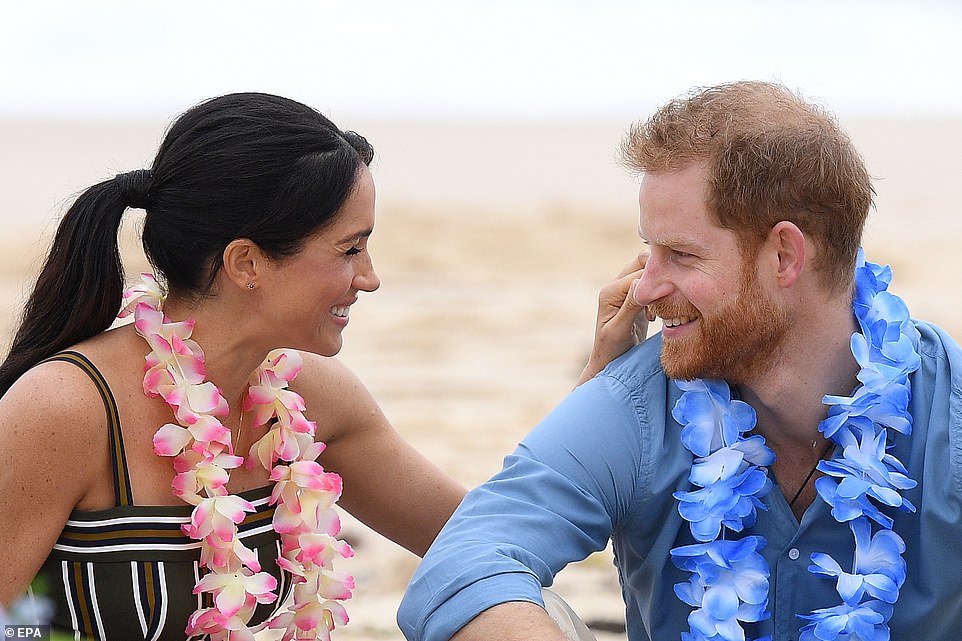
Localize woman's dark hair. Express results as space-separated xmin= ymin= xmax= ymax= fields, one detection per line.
xmin=0 ymin=92 xmax=374 ymax=395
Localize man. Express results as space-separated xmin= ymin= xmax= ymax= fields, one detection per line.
xmin=397 ymin=82 xmax=962 ymax=641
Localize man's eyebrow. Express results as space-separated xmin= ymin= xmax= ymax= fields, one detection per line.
xmin=640 ymin=233 xmax=708 ymax=253
xmin=637 ymin=221 xmax=708 ymax=251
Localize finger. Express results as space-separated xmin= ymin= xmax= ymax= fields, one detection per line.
xmin=605 ymin=278 xmax=648 ymax=334
xmin=598 ymin=268 xmax=645 ymax=316
xmin=614 ymin=251 xmax=649 ymax=279
xmin=630 ymin=283 xmax=650 ymax=341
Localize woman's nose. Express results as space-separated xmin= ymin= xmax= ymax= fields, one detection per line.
xmin=356 ymin=255 xmax=380 ymax=292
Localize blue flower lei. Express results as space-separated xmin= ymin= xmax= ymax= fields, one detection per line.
xmin=669 ymin=250 xmax=921 ymax=641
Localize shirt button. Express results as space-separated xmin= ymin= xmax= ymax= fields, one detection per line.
xmin=788 ymin=548 xmax=800 ymax=560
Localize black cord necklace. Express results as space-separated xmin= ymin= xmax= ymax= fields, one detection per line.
xmin=788 ymin=440 xmax=835 ymax=508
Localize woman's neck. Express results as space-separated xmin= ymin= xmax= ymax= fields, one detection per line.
xmin=162 ymin=294 xmax=268 ymax=405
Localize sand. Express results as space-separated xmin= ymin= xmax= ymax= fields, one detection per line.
xmin=1 ymin=116 xmax=960 ymax=640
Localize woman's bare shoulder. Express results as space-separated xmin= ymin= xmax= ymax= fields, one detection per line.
xmin=0 ymin=352 xmax=116 ymax=524
xmin=291 ymin=351 xmax=368 ymax=396
xmin=1 ymin=356 xmax=108 ymax=432
xmin=0 ymin=345 xmax=133 ymax=602
xmin=0 ymin=329 xmax=142 ymax=457
xmin=286 ymin=351 xmax=384 ymax=439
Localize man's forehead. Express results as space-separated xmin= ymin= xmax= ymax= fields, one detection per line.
xmin=637 ymin=163 xmax=710 ymax=212
xmin=636 ymin=197 xmax=736 ymax=255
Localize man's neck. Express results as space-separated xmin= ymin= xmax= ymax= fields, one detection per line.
xmin=736 ymin=294 xmax=860 ymax=452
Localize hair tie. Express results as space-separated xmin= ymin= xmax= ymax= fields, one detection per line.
xmin=114 ymin=169 xmax=153 ymax=210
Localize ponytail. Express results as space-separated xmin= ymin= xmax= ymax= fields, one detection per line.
xmin=0 ymin=170 xmax=151 ymax=395
xmin=0 ymin=92 xmax=374 ymax=395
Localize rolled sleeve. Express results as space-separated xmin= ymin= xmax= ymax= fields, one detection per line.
xmin=399 ymin=357 xmax=656 ymax=641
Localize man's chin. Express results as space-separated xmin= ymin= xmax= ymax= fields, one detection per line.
xmin=663 ymin=364 xmax=708 ymax=381
xmin=660 ymin=341 xmax=738 ymax=382
xmin=660 ymin=342 xmax=777 ymax=384
xmin=660 ymin=342 xmax=704 ymax=381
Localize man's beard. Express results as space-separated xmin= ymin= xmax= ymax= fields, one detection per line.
xmin=652 ymin=264 xmax=790 ymax=383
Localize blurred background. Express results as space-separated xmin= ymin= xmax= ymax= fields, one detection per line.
xmin=2 ymin=1 xmax=961 ymax=638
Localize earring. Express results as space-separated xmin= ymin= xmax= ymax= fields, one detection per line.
xmin=247 ymin=282 xmax=255 ymax=289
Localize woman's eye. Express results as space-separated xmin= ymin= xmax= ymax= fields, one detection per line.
xmin=346 ymin=246 xmax=362 ymax=256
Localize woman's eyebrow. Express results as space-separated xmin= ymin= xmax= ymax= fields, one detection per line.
xmin=336 ymin=227 xmax=374 ymax=244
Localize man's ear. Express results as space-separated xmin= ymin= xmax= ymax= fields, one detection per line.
xmin=221 ymin=238 xmax=264 ymax=291
xmin=767 ymin=221 xmax=806 ymax=288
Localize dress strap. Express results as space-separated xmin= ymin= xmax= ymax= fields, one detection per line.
xmin=41 ymin=351 xmax=134 ymax=506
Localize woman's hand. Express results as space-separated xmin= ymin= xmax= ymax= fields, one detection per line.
xmin=577 ymin=253 xmax=651 ymax=386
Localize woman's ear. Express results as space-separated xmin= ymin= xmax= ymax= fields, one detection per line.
xmin=221 ymin=239 xmax=264 ymax=291
xmin=768 ymin=221 xmax=806 ymax=288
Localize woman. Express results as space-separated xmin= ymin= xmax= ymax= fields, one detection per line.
xmin=0 ymin=93 xmax=470 ymax=640
xmin=0 ymin=92 xmax=645 ymax=640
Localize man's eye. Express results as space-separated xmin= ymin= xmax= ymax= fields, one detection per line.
xmin=346 ymin=246 xmax=362 ymax=256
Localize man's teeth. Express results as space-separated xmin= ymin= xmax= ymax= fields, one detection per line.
xmin=661 ymin=316 xmax=692 ymax=327
xmin=331 ymin=306 xmax=350 ymax=318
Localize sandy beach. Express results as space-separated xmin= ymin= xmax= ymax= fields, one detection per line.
xmin=1 ymin=116 xmax=960 ymax=640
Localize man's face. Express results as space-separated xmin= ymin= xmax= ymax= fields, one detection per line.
xmin=633 ymin=161 xmax=789 ymax=383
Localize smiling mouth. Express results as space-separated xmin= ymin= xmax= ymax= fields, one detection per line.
xmin=331 ymin=306 xmax=350 ymax=318
xmin=657 ymin=313 xmax=700 ymax=328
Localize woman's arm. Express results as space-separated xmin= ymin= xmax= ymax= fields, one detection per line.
xmin=0 ymin=362 xmax=110 ymax=606
xmin=295 ymin=354 xmax=466 ymax=557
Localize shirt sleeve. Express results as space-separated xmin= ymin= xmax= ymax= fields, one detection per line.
xmin=397 ymin=370 xmax=652 ymax=641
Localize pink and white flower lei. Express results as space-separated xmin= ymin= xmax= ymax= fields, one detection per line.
xmin=119 ymin=273 xmax=354 ymax=641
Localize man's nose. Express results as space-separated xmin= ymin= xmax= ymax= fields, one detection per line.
xmin=631 ymin=256 xmax=673 ymax=306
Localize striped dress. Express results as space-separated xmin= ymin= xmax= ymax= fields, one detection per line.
xmin=34 ymin=352 xmax=293 ymax=640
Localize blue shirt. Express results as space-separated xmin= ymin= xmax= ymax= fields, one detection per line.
xmin=398 ymin=321 xmax=962 ymax=641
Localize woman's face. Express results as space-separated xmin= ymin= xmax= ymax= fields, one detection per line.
xmin=260 ymin=166 xmax=380 ymax=356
